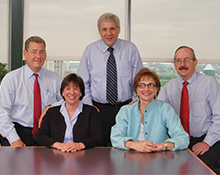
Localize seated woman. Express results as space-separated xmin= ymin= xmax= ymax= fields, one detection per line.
xmin=111 ymin=68 xmax=189 ymax=152
xmin=36 ymin=73 xmax=103 ymax=152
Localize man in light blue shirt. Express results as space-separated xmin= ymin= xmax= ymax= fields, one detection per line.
xmin=77 ymin=13 xmax=143 ymax=146
xmin=157 ymin=46 xmax=220 ymax=172
xmin=0 ymin=36 xmax=62 ymax=147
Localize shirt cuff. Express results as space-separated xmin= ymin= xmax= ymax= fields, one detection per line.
xmin=203 ymin=136 xmax=216 ymax=147
xmin=7 ymin=132 xmax=20 ymax=144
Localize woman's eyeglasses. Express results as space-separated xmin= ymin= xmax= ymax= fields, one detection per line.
xmin=137 ymin=83 xmax=156 ymax=89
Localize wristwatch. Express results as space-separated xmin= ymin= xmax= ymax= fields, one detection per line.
xmin=163 ymin=142 xmax=168 ymax=151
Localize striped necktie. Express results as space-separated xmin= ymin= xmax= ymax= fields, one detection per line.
xmin=106 ymin=47 xmax=118 ymax=105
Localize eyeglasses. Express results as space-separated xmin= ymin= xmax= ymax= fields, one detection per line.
xmin=137 ymin=83 xmax=156 ymax=89
xmin=174 ymin=57 xmax=195 ymax=64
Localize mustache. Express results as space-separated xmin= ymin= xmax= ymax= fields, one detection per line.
xmin=179 ymin=66 xmax=189 ymax=70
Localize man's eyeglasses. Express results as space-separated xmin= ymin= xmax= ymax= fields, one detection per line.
xmin=174 ymin=57 xmax=194 ymax=64
xmin=137 ymin=83 xmax=156 ymax=89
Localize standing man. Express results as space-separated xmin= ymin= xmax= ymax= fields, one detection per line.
xmin=77 ymin=13 xmax=143 ymax=146
xmin=157 ymin=46 xmax=220 ymax=171
xmin=0 ymin=36 xmax=62 ymax=147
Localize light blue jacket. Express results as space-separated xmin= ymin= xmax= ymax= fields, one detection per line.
xmin=111 ymin=99 xmax=189 ymax=151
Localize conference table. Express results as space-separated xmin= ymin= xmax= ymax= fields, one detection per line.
xmin=0 ymin=147 xmax=215 ymax=175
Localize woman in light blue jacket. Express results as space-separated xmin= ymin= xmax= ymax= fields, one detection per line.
xmin=111 ymin=68 xmax=189 ymax=152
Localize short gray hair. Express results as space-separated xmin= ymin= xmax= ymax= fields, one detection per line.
xmin=97 ymin=13 xmax=120 ymax=31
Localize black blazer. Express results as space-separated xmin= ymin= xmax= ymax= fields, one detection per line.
xmin=36 ymin=104 xmax=104 ymax=149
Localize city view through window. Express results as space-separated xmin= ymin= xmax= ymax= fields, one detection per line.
xmin=43 ymin=61 xmax=220 ymax=87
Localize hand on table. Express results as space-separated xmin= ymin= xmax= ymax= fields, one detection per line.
xmin=10 ymin=139 xmax=26 ymax=147
xmin=192 ymin=142 xmax=210 ymax=156
xmin=52 ymin=141 xmax=85 ymax=153
xmin=125 ymin=140 xmax=157 ymax=153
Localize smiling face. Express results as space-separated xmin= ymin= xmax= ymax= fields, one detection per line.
xmin=174 ymin=47 xmax=197 ymax=81
xmin=99 ymin=21 xmax=120 ymax=47
xmin=23 ymin=42 xmax=46 ymax=73
xmin=136 ymin=76 xmax=158 ymax=105
xmin=62 ymin=81 xmax=82 ymax=107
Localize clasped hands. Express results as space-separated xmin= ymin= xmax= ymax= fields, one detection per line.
xmin=51 ymin=141 xmax=85 ymax=153
xmin=125 ymin=140 xmax=167 ymax=153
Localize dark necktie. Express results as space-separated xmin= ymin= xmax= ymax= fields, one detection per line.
xmin=180 ymin=81 xmax=190 ymax=136
xmin=32 ymin=73 xmax=41 ymax=140
xmin=106 ymin=47 xmax=118 ymax=105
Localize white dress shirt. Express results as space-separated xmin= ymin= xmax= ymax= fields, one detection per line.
xmin=0 ymin=65 xmax=62 ymax=144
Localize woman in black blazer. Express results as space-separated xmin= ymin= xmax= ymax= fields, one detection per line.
xmin=36 ymin=73 xmax=103 ymax=152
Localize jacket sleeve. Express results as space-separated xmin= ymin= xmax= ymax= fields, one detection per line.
xmin=110 ymin=107 xmax=134 ymax=150
xmin=74 ymin=105 xmax=104 ymax=149
xmin=36 ymin=107 xmax=65 ymax=147
xmin=163 ymin=104 xmax=189 ymax=150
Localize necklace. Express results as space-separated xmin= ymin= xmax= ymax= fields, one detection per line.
xmin=139 ymin=106 xmax=146 ymax=111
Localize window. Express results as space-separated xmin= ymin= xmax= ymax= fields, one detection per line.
xmin=24 ymin=0 xmax=125 ymax=77
xmin=131 ymin=0 xmax=220 ymax=64
xmin=23 ymin=0 xmax=220 ymax=85
xmin=131 ymin=0 xmax=220 ymax=85
xmin=0 ymin=0 xmax=9 ymax=66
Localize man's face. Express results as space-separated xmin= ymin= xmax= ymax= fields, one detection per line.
xmin=174 ymin=48 xmax=197 ymax=81
xmin=99 ymin=21 xmax=120 ymax=47
xmin=23 ymin=42 xmax=46 ymax=73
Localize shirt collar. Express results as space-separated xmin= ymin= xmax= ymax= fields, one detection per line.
xmin=98 ymin=38 xmax=121 ymax=53
xmin=60 ymin=100 xmax=83 ymax=113
xmin=25 ymin=64 xmax=43 ymax=79
xmin=135 ymin=98 xmax=156 ymax=111
xmin=180 ymin=71 xmax=197 ymax=85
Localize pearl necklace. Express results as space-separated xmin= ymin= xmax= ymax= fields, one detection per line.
xmin=139 ymin=106 xmax=146 ymax=111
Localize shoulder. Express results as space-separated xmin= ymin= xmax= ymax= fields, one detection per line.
xmin=195 ymin=72 xmax=220 ymax=89
xmin=152 ymin=99 xmax=174 ymax=111
xmin=82 ymin=104 xmax=99 ymax=113
xmin=163 ymin=77 xmax=179 ymax=87
xmin=41 ymin=68 xmax=61 ymax=77
xmin=81 ymin=40 xmax=105 ymax=57
xmin=119 ymin=102 xmax=139 ymax=115
xmin=151 ymin=100 xmax=177 ymax=121
xmin=41 ymin=68 xmax=62 ymax=80
xmin=196 ymin=72 xmax=217 ymax=82
xmin=3 ymin=66 xmax=23 ymax=79
xmin=1 ymin=66 xmax=24 ymax=85
xmin=47 ymin=105 xmax=61 ymax=114
xmin=118 ymin=38 xmax=138 ymax=49
xmin=85 ymin=40 xmax=102 ymax=50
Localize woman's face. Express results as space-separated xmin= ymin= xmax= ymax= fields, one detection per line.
xmin=136 ymin=76 xmax=158 ymax=104
xmin=62 ymin=81 xmax=82 ymax=106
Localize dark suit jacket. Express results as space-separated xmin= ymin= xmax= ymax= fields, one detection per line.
xmin=36 ymin=104 xmax=104 ymax=149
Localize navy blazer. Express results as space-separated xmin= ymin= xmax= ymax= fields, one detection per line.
xmin=36 ymin=104 xmax=104 ymax=149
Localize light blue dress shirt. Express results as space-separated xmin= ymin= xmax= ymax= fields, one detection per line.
xmin=157 ymin=72 xmax=220 ymax=147
xmin=60 ymin=101 xmax=83 ymax=143
xmin=111 ymin=99 xmax=189 ymax=151
xmin=77 ymin=38 xmax=143 ymax=105
xmin=0 ymin=65 xmax=62 ymax=144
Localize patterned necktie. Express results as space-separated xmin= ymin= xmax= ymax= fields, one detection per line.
xmin=106 ymin=47 xmax=118 ymax=105
xmin=32 ymin=73 xmax=41 ymax=140
xmin=180 ymin=81 xmax=190 ymax=136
